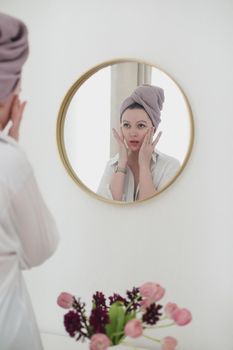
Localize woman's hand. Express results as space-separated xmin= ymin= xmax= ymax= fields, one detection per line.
xmin=139 ymin=128 xmax=162 ymax=169
xmin=112 ymin=128 xmax=128 ymax=167
xmin=8 ymin=96 xmax=27 ymax=141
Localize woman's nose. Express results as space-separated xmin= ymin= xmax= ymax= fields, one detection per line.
xmin=129 ymin=127 xmax=138 ymax=136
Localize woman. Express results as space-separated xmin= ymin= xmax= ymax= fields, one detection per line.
xmin=0 ymin=12 xmax=59 ymax=350
xmin=97 ymin=84 xmax=180 ymax=201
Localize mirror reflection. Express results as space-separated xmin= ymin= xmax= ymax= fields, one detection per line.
xmin=58 ymin=60 xmax=194 ymax=203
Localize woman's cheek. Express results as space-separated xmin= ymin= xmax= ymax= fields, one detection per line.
xmin=122 ymin=129 xmax=127 ymax=139
xmin=141 ymin=131 xmax=147 ymax=140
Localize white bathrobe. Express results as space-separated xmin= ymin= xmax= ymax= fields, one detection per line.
xmin=0 ymin=134 xmax=59 ymax=350
xmin=97 ymin=150 xmax=180 ymax=201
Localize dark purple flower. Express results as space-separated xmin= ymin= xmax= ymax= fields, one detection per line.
xmin=109 ymin=293 xmax=127 ymax=306
xmin=89 ymin=307 xmax=110 ymax=333
xmin=93 ymin=292 xmax=107 ymax=308
xmin=142 ymin=303 xmax=163 ymax=325
xmin=72 ymin=297 xmax=91 ymax=339
xmin=64 ymin=311 xmax=81 ymax=337
xmin=126 ymin=287 xmax=142 ymax=312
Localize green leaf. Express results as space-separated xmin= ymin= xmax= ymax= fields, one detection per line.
xmin=105 ymin=302 xmax=127 ymax=345
xmin=125 ymin=311 xmax=136 ymax=324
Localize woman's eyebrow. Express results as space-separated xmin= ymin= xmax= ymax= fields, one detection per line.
xmin=137 ymin=120 xmax=148 ymax=124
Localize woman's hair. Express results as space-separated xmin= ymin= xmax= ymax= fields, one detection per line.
xmin=127 ymin=102 xmax=144 ymax=110
xmin=120 ymin=102 xmax=145 ymax=121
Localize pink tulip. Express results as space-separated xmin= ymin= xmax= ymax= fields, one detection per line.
xmin=90 ymin=333 xmax=111 ymax=350
xmin=164 ymin=303 xmax=179 ymax=318
xmin=172 ymin=308 xmax=192 ymax=326
xmin=161 ymin=336 xmax=178 ymax=350
xmin=140 ymin=298 xmax=153 ymax=310
xmin=57 ymin=292 xmax=74 ymax=309
xmin=139 ymin=282 xmax=165 ymax=309
xmin=124 ymin=319 xmax=143 ymax=338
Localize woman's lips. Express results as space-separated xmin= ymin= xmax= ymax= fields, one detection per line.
xmin=129 ymin=140 xmax=140 ymax=149
xmin=129 ymin=140 xmax=139 ymax=145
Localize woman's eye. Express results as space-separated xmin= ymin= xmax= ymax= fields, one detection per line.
xmin=138 ymin=123 xmax=146 ymax=129
xmin=122 ymin=123 xmax=130 ymax=128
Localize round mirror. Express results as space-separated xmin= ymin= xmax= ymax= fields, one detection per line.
xmin=57 ymin=59 xmax=194 ymax=204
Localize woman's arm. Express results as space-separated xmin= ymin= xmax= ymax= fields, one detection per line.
xmin=138 ymin=129 xmax=162 ymax=200
xmin=138 ymin=164 xmax=157 ymax=200
xmin=97 ymin=161 xmax=127 ymax=201
xmin=110 ymin=161 xmax=127 ymax=201
xmin=7 ymin=170 xmax=59 ymax=269
xmin=109 ymin=128 xmax=128 ymax=201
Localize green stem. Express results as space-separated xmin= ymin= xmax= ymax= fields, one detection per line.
xmin=143 ymin=334 xmax=161 ymax=343
xmin=145 ymin=322 xmax=175 ymax=329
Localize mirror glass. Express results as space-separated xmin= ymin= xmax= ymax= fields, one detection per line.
xmin=57 ymin=59 xmax=194 ymax=203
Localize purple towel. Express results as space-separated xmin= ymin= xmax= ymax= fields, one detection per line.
xmin=0 ymin=12 xmax=29 ymax=102
xmin=120 ymin=84 xmax=165 ymax=129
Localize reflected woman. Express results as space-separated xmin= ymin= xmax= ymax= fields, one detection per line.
xmin=97 ymin=84 xmax=180 ymax=201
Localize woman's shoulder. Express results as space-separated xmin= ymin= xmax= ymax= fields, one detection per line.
xmin=107 ymin=153 xmax=119 ymax=166
xmin=154 ymin=150 xmax=180 ymax=167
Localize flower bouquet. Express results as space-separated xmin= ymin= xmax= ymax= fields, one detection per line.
xmin=57 ymin=282 xmax=192 ymax=350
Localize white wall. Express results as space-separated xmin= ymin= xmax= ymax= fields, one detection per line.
xmin=1 ymin=1 xmax=232 ymax=349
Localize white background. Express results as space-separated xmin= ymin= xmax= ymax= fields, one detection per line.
xmin=1 ymin=1 xmax=232 ymax=349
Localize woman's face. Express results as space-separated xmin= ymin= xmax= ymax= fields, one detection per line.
xmin=121 ymin=108 xmax=154 ymax=152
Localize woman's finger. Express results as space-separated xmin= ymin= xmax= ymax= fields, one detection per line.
xmin=141 ymin=128 xmax=150 ymax=148
xmin=112 ymin=128 xmax=119 ymax=138
xmin=16 ymin=101 xmax=26 ymax=125
xmin=11 ymin=97 xmax=26 ymax=122
xmin=152 ymin=131 xmax=162 ymax=148
xmin=149 ymin=127 xmax=154 ymax=144
xmin=120 ymin=127 xmax=125 ymax=142
xmin=19 ymin=101 xmax=27 ymax=115
xmin=112 ymin=128 xmax=123 ymax=144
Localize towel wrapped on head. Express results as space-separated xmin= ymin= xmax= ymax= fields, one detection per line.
xmin=0 ymin=12 xmax=29 ymax=102
xmin=120 ymin=84 xmax=165 ymax=130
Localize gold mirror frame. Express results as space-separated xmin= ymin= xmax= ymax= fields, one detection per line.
xmin=56 ymin=58 xmax=195 ymax=205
